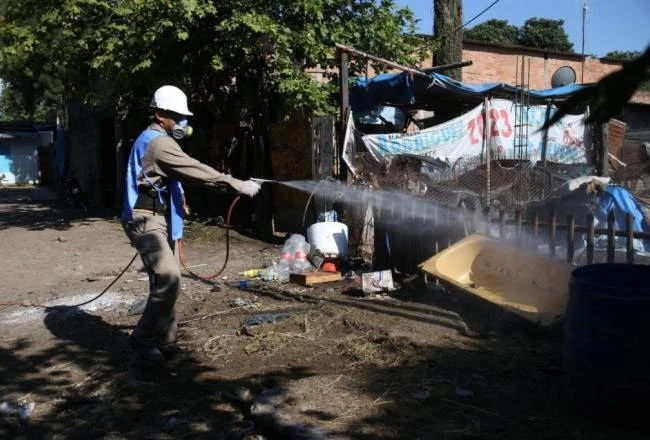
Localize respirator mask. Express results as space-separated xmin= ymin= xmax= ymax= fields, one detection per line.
xmin=172 ymin=119 xmax=193 ymax=140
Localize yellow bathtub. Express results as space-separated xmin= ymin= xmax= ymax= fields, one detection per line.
xmin=419 ymin=234 xmax=574 ymax=327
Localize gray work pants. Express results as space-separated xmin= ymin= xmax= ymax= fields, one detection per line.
xmin=122 ymin=214 xmax=180 ymax=347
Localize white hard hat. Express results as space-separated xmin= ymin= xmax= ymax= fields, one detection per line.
xmin=151 ymin=85 xmax=193 ymax=116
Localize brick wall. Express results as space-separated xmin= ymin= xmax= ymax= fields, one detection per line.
xmin=419 ymin=40 xmax=650 ymax=105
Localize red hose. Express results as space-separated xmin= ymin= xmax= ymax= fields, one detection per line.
xmin=178 ymin=195 xmax=241 ymax=280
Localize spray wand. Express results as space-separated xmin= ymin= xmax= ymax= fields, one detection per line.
xmin=177 ymin=178 xmax=277 ymax=282
xmin=250 ymin=178 xmax=278 ymax=184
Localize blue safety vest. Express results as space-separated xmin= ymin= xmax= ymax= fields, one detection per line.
xmin=122 ymin=128 xmax=185 ymax=240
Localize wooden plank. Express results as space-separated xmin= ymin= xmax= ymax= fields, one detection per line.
xmin=290 ymin=271 xmax=342 ymax=286
xmin=607 ymin=119 xmax=628 ymax=169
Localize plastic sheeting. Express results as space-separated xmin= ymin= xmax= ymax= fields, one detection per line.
xmin=595 ymin=185 xmax=650 ymax=253
xmin=350 ymin=71 xmax=593 ymax=113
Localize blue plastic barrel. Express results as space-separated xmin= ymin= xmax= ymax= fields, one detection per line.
xmin=563 ymin=263 xmax=650 ymax=410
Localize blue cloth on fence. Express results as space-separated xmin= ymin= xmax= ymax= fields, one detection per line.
xmin=595 ymin=185 xmax=650 ymax=252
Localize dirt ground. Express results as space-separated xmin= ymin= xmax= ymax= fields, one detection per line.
xmin=1 ymin=185 xmax=648 ymax=440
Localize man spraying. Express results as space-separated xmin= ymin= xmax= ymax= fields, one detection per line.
xmin=122 ymin=85 xmax=261 ymax=365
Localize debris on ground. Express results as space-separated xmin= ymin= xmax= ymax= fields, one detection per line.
xmin=249 ymin=388 xmax=330 ymax=440
xmin=361 ymin=269 xmax=395 ymax=294
xmin=228 ymin=297 xmax=259 ymax=308
xmin=0 ymin=400 xmax=35 ymax=420
xmin=240 ymin=312 xmax=290 ymax=329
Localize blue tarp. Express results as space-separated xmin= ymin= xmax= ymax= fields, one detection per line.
xmin=595 ymin=185 xmax=650 ymax=253
xmin=0 ymin=144 xmax=12 ymax=175
xmin=350 ymin=71 xmax=593 ymax=113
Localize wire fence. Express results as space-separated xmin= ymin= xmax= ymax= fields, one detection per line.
xmin=341 ymin=109 xmax=650 ymax=273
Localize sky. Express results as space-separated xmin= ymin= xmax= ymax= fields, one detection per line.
xmin=394 ymin=0 xmax=650 ymax=57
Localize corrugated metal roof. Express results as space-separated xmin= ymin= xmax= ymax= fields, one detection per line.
xmin=0 ymin=131 xmax=37 ymax=140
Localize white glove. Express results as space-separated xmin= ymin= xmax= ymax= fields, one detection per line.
xmin=239 ymin=179 xmax=261 ymax=197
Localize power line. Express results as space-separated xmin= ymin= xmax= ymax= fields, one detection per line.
xmin=457 ymin=0 xmax=503 ymax=31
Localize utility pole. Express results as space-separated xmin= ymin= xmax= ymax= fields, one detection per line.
xmin=581 ymin=0 xmax=588 ymax=83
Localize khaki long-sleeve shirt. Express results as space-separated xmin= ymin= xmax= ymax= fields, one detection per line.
xmin=138 ymin=123 xmax=243 ymax=193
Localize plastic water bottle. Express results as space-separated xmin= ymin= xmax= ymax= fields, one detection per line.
xmin=259 ymin=267 xmax=276 ymax=281
xmin=272 ymin=260 xmax=290 ymax=283
xmin=290 ymin=235 xmax=314 ymax=274
xmin=275 ymin=235 xmax=298 ymax=282
xmin=239 ymin=269 xmax=263 ymax=278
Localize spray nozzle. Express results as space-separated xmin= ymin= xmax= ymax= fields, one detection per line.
xmin=250 ymin=178 xmax=278 ymax=184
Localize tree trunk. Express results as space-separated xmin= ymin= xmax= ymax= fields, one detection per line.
xmin=433 ymin=0 xmax=463 ymax=81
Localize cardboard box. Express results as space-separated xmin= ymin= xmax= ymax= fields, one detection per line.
xmin=361 ymin=270 xmax=395 ymax=293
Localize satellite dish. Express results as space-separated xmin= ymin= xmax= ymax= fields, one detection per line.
xmin=551 ymin=66 xmax=577 ymax=88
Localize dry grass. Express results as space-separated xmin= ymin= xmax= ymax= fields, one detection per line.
xmin=338 ymin=331 xmax=410 ymax=369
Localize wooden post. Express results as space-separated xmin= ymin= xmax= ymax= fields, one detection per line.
xmin=567 ymin=215 xmax=575 ymax=264
xmin=433 ymin=203 xmax=440 ymax=254
xmin=599 ymin=123 xmax=609 ymax=177
xmin=587 ymin=213 xmax=595 ymax=264
xmin=549 ymin=210 xmax=557 ymax=257
xmin=607 ymin=209 xmax=616 ymax=263
xmin=335 ymin=43 xmax=432 ymax=79
xmin=446 ymin=205 xmax=452 ymax=248
xmin=409 ymin=198 xmax=417 ymax=271
xmin=483 ymin=97 xmax=491 ymax=207
xmin=515 ymin=207 xmax=522 ymax=246
xmin=541 ymin=101 xmax=552 ymax=167
xmin=339 ymin=48 xmax=349 ymax=181
xmin=421 ymin=60 xmax=473 ymax=73
xmin=499 ymin=209 xmax=506 ymax=239
xmin=420 ymin=202 xmax=427 ymax=265
xmin=626 ymin=213 xmax=634 ymax=264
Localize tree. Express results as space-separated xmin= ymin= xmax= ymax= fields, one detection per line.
xmin=0 ymin=86 xmax=50 ymax=120
xmin=464 ymin=19 xmax=518 ymax=45
xmin=0 ymin=0 xmax=113 ymax=119
xmin=465 ymin=17 xmax=573 ymax=53
xmin=518 ymin=18 xmax=573 ymax=52
xmin=0 ymin=0 xmax=425 ymax=123
xmin=433 ymin=0 xmax=463 ymax=81
xmin=605 ymin=50 xmax=642 ymax=60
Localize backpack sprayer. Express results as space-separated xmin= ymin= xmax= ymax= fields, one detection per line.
xmin=128 ymin=177 xmax=278 ymax=315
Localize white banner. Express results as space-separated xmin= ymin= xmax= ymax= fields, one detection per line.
xmin=361 ymin=99 xmax=589 ymax=164
xmin=341 ymin=111 xmax=361 ymax=177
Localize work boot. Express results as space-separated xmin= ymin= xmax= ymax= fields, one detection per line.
xmin=159 ymin=342 xmax=195 ymax=362
xmin=129 ymin=334 xmax=166 ymax=365
xmin=127 ymin=298 xmax=147 ymax=316
xmin=159 ymin=342 xmax=182 ymax=358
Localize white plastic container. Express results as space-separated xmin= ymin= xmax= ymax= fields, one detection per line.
xmin=307 ymin=221 xmax=349 ymax=258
